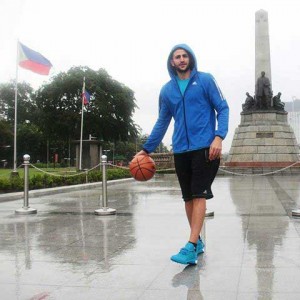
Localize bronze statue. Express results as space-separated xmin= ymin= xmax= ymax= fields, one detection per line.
xmin=242 ymin=92 xmax=255 ymax=111
xmin=272 ymin=92 xmax=285 ymax=111
xmin=255 ymin=71 xmax=272 ymax=109
xmin=242 ymin=72 xmax=285 ymax=113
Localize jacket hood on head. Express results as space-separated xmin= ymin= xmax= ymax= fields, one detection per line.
xmin=167 ymin=43 xmax=198 ymax=78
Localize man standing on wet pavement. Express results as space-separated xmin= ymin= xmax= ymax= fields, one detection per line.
xmin=136 ymin=44 xmax=229 ymax=265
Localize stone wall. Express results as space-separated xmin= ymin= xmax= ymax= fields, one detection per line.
xmin=151 ymin=153 xmax=174 ymax=169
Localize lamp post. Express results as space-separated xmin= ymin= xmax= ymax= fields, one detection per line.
xmin=99 ymin=137 xmax=104 ymax=170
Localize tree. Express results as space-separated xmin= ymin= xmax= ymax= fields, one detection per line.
xmin=17 ymin=123 xmax=44 ymax=163
xmin=0 ymin=120 xmax=13 ymax=146
xmin=0 ymin=81 xmax=36 ymax=125
xmin=0 ymin=120 xmax=13 ymax=166
xmin=0 ymin=67 xmax=142 ymax=166
xmin=135 ymin=133 xmax=170 ymax=154
xmin=0 ymin=81 xmax=38 ymax=166
xmin=35 ymin=66 xmax=140 ymax=144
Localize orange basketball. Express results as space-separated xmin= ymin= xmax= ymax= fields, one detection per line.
xmin=129 ymin=155 xmax=156 ymax=181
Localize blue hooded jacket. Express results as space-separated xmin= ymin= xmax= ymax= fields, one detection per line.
xmin=143 ymin=44 xmax=229 ymax=154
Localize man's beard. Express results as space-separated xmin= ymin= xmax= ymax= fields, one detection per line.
xmin=175 ymin=65 xmax=190 ymax=74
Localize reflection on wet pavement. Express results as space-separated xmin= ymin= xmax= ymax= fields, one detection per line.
xmin=0 ymin=174 xmax=300 ymax=299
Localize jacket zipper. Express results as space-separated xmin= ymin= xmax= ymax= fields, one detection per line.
xmin=175 ymin=78 xmax=193 ymax=150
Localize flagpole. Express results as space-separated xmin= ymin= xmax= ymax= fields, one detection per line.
xmin=79 ymin=77 xmax=85 ymax=171
xmin=13 ymin=41 xmax=19 ymax=174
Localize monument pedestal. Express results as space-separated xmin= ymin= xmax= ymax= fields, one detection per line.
xmin=225 ymin=111 xmax=300 ymax=170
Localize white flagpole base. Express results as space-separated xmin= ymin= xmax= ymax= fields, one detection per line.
xmin=15 ymin=207 xmax=37 ymax=215
xmin=95 ymin=208 xmax=116 ymax=216
xmin=292 ymin=209 xmax=300 ymax=217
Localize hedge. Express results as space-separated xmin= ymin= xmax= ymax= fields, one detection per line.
xmin=0 ymin=168 xmax=131 ymax=193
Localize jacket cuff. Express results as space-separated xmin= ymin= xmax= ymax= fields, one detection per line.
xmin=215 ymin=135 xmax=224 ymax=140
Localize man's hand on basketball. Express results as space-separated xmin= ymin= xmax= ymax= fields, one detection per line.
xmin=209 ymin=136 xmax=222 ymax=160
xmin=135 ymin=150 xmax=148 ymax=157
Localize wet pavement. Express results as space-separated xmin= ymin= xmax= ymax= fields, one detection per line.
xmin=1 ymin=174 xmax=300 ymax=300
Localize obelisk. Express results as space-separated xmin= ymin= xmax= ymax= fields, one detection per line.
xmin=225 ymin=10 xmax=300 ymax=171
xmin=255 ymin=9 xmax=272 ymax=83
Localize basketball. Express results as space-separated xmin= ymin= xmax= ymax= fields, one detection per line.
xmin=129 ymin=155 xmax=156 ymax=181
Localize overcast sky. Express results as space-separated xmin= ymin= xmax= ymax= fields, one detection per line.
xmin=1 ymin=0 xmax=300 ymax=152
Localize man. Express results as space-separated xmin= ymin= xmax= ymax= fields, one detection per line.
xmin=255 ymin=71 xmax=272 ymax=109
xmin=136 ymin=44 xmax=229 ymax=265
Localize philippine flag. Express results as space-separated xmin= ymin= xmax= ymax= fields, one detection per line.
xmin=82 ymin=90 xmax=90 ymax=105
xmin=18 ymin=42 xmax=52 ymax=75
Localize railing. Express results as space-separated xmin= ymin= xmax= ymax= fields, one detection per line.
xmin=13 ymin=153 xmax=300 ymax=218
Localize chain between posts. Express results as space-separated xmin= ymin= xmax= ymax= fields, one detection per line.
xmin=107 ymin=161 xmax=300 ymax=177
xmin=11 ymin=155 xmax=300 ymax=217
xmin=6 ymin=158 xmax=300 ymax=179
xmin=106 ymin=161 xmax=300 ymax=218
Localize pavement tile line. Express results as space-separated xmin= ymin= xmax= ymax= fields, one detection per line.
xmin=267 ymin=176 xmax=299 ymax=216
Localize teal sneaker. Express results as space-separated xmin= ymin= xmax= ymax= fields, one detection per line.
xmin=196 ymin=238 xmax=205 ymax=255
xmin=170 ymin=242 xmax=197 ymax=265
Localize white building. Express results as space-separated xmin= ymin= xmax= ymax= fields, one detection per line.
xmin=285 ymin=98 xmax=300 ymax=144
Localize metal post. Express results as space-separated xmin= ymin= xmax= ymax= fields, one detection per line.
xmin=292 ymin=209 xmax=300 ymax=217
xmin=99 ymin=144 xmax=102 ymax=171
xmin=15 ymin=154 xmax=37 ymax=214
xmin=201 ymin=218 xmax=206 ymax=244
xmin=202 ymin=209 xmax=214 ymax=252
xmin=205 ymin=210 xmax=214 ymax=217
xmin=95 ymin=155 xmax=116 ymax=215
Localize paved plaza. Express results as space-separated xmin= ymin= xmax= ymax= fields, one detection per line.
xmin=1 ymin=174 xmax=300 ymax=299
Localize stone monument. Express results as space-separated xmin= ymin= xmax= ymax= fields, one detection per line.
xmin=73 ymin=139 xmax=101 ymax=170
xmin=226 ymin=10 xmax=299 ymax=171
xmin=255 ymin=10 xmax=272 ymax=84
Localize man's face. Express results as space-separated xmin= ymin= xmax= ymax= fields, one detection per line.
xmin=171 ymin=49 xmax=190 ymax=73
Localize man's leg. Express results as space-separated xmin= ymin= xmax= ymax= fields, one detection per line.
xmin=185 ymin=198 xmax=206 ymax=243
xmin=171 ymin=151 xmax=207 ymax=264
xmin=170 ymin=198 xmax=206 ymax=265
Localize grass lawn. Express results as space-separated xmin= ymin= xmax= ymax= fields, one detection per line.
xmin=0 ymin=167 xmax=78 ymax=179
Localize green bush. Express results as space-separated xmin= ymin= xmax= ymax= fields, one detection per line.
xmin=0 ymin=177 xmax=12 ymax=192
xmin=0 ymin=167 xmax=131 ymax=193
xmin=34 ymin=162 xmax=62 ymax=168
xmin=30 ymin=174 xmax=44 ymax=189
xmin=156 ymin=169 xmax=175 ymax=174
xmin=106 ymin=168 xmax=131 ymax=180
xmin=11 ymin=176 xmax=23 ymax=191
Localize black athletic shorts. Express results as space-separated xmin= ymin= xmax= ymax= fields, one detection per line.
xmin=174 ymin=148 xmax=220 ymax=201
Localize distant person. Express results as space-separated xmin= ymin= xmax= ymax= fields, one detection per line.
xmin=255 ymin=71 xmax=272 ymax=109
xmin=135 ymin=44 xmax=229 ymax=265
